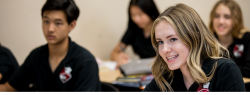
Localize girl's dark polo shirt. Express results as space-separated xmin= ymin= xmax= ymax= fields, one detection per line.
xmin=227 ymin=32 xmax=250 ymax=78
xmin=121 ymin=27 xmax=156 ymax=58
xmin=8 ymin=37 xmax=101 ymax=91
xmin=143 ymin=58 xmax=246 ymax=91
xmin=0 ymin=45 xmax=19 ymax=84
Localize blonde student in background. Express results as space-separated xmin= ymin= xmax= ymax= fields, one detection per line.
xmin=209 ymin=0 xmax=250 ymax=78
xmin=110 ymin=0 xmax=159 ymax=67
xmin=143 ymin=3 xmax=245 ymax=91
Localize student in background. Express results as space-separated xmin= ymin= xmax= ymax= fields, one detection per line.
xmin=209 ymin=0 xmax=250 ymax=78
xmin=0 ymin=44 xmax=19 ymax=84
xmin=0 ymin=0 xmax=101 ymax=91
xmin=110 ymin=0 xmax=160 ymax=67
xmin=143 ymin=3 xmax=245 ymax=91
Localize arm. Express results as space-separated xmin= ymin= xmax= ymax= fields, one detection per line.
xmin=110 ymin=42 xmax=129 ymax=67
xmin=111 ymin=27 xmax=135 ymax=67
xmin=0 ymin=54 xmax=11 ymax=84
xmin=3 ymin=48 xmax=38 ymax=91
xmin=0 ymin=82 xmax=17 ymax=92
xmin=0 ymin=66 xmax=8 ymax=83
xmin=0 ymin=47 xmax=19 ymax=84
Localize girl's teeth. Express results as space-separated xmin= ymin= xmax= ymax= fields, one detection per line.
xmin=167 ymin=55 xmax=178 ymax=60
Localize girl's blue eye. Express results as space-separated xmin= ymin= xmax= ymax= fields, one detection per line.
xmin=170 ymin=38 xmax=177 ymax=42
xmin=157 ymin=41 xmax=163 ymax=45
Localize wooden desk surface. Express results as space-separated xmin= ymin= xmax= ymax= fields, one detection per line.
xmin=99 ymin=67 xmax=123 ymax=83
xmin=243 ymin=77 xmax=250 ymax=83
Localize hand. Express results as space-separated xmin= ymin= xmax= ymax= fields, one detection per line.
xmin=115 ymin=52 xmax=130 ymax=68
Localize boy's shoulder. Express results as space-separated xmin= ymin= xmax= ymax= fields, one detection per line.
xmin=29 ymin=44 xmax=47 ymax=56
xmin=70 ymin=42 xmax=94 ymax=58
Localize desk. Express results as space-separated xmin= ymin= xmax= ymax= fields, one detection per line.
xmin=99 ymin=67 xmax=123 ymax=83
xmin=99 ymin=67 xmax=143 ymax=91
xmin=243 ymin=77 xmax=250 ymax=83
xmin=99 ymin=68 xmax=250 ymax=83
xmin=99 ymin=66 xmax=250 ymax=92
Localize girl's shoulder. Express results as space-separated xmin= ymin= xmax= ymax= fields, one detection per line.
xmin=203 ymin=58 xmax=235 ymax=66
xmin=207 ymin=58 xmax=239 ymax=75
xmin=206 ymin=58 xmax=236 ymax=68
xmin=216 ymin=58 xmax=235 ymax=65
xmin=203 ymin=58 xmax=239 ymax=73
xmin=202 ymin=58 xmax=236 ymax=75
xmin=208 ymin=58 xmax=246 ymax=91
xmin=238 ymin=28 xmax=250 ymax=39
xmin=242 ymin=31 xmax=250 ymax=38
xmin=241 ymin=32 xmax=250 ymax=42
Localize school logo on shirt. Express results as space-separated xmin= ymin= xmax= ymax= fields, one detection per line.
xmin=59 ymin=67 xmax=72 ymax=83
xmin=233 ymin=44 xmax=244 ymax=58
xmin=197 ymin=82 xmax=210 ymax=92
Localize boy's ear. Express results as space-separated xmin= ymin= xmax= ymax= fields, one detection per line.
xmin=69 ymin=20 xmax=76 ymax=32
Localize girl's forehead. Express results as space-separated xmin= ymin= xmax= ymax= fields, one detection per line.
xmin=215 ymin=4 xmax=231 ymax=14
xmin=154 ymin=20 xmax=178 ymax=38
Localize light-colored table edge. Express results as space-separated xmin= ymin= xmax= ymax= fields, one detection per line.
xmin=243 ymin=77 xmax=250 ymax=83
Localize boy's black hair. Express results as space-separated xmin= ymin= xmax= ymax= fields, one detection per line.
xmin=41 ymin=0 xmax=80 ymax=24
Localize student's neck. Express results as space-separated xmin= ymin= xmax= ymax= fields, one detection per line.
xmin=48 ymin=38 xmax=69 ymax=58
xmin=218 ymin=34 xmax=233 ymax=48
xmin=48 ymin=38 xmax=69 ymax=73
xmin=180 ymin=65 xmax=194 ymax=90
xmin=142 ymin=22 xmax=153 ymax=38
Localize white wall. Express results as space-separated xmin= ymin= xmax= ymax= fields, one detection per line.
xmin=0 ymin=0 xmax=249 ymax=65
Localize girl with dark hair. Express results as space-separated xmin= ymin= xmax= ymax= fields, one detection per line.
xmin=110 ymin=0 xmax=160 ymax=67
xmin=209 ymin=0 xmax=250 ymax=78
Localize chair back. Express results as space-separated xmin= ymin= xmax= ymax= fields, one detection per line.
xmin=101 ymin=82 xmax=119 ymax=92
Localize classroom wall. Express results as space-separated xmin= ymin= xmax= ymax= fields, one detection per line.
xmin=0 ymin=0 xmax=249 ymax=65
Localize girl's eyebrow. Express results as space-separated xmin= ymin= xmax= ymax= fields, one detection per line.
xmin=156 ymin=35 xmax=174 ymax=40
xmin=166 ymin=35 xmax=174 ymax=39
xmin=156 ymin=38 xmax=161 ymax=40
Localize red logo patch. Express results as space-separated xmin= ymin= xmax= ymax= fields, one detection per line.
xmin=197 ymin=82 xmax=210 ymax=92
xmin=59 ymin=67 xmax=72 ymax=83
xmin=233 ymin=44 xmax=244 ymax=58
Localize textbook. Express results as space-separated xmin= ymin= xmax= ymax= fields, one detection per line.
xmin=116 ymin=77 xmax=141 ymax=82
xmin=112 ymin=80 xmax=152 ymax=88
xmin=113 ymin=74 xmax=154 ymax=88
xmin=116 ymin=74 xmax=154 ymax=82
xmin=116 ymin=74 xmax=145 ymax=82
xmin=112 ymin=81 xmax=141 ymax=88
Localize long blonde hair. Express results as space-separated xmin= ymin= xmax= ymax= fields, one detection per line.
xmin=151 ymin=3 xmax=230 ymax=91
xmin=209 ymin=0 xmax=248 ymax=39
